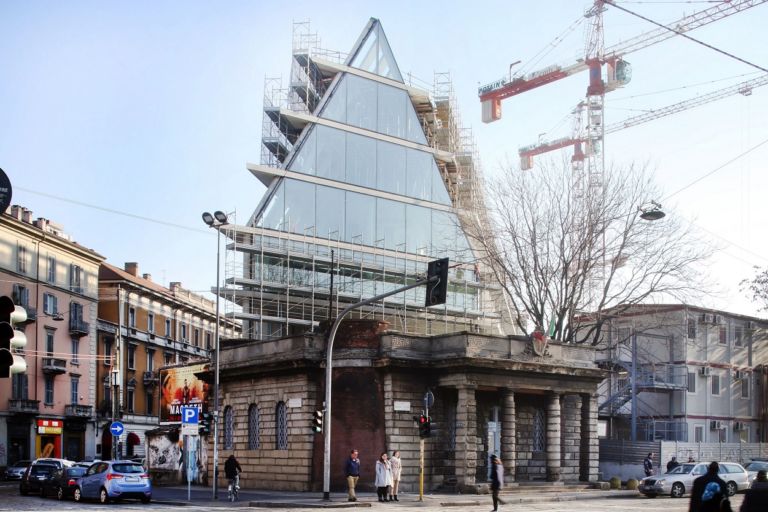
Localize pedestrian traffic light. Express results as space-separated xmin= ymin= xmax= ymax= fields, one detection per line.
xmin=311 ymin=410 xmax=323 ymax=434
xmin=199 ymin=411 xmax=212 ymax=436
xmin=425 ymin=258 xmax=449 ymax=307
xmin=416 ymin=414 xmax=431 ymax=438
xmin=0 ymin=295 xmax=27 ymax=379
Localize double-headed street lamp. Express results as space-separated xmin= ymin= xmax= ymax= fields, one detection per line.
xmin=202 ymin=210 xmax=228 ymax=500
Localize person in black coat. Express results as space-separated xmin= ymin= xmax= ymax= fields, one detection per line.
xmin=490 ymin=454 xmax=504 ymax=511
xmin=741 ymin=470 xmax=768 ymax=512
xmin=689 ymin=462 xmax=727 ymax=512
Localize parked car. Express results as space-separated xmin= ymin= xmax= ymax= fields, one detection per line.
xmin=32 ymin=458 xmax=74 ymax=470
xmin=73 ymin=461 xmax=96 ymax=470
xmin=5 ymin=460 xmax=32 ymax=481
xmin=74 ymin=460 xmax=151 ymax=504
xmin=639 ymin=461 xmax=750 ymax=498
xmin=19 ymin=462 xmax=57 ymax=496
xmin=744 ymin=460 xmax=768 ymax=484
xmin=40 ymin=466 xmax=87 ymax=500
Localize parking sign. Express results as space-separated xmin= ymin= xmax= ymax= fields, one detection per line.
xmin=181 ymin=406 xmax=199 ymax=424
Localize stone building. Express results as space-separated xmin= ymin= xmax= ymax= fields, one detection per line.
xmin=213 ymin=320 xmax=605 ymax=492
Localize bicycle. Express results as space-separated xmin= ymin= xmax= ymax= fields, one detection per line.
xmin=227 ymin=474 xmax=240 ymax=502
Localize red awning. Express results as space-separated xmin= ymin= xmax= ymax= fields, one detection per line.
xmin=126 ymin=432 xmax=141 ymax=445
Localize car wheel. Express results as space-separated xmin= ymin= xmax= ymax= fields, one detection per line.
xmin=56 ymin=486 xmax=64 ymax=501
xmin=726 ymin=481 xmax=737 ymax=496
xmin=141 ymin=496 xmax=151 ymax=504
xmin=73 ymin=487 xmax=82 ymax=502
xmin=99 ymin=487 xmax=109 ymax=504
xmin=671 ymin=482 xmax=685 ymax=498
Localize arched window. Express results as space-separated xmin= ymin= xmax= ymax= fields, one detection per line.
xmin=532 ymin=407 xmax=546 ymax=452
xmin=248 ymin=404 xmax=260 ymax=450
xmin=275 ymin=401 xmax=288 ymax=450
xmin=224 ymin=405 xmax=234 ymax=450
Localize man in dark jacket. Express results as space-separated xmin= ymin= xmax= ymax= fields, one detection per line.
xmin=345 ymin=449 xmax=360 ymax=502
xmin=689 ymin=462 xmax=727 ymax=512
xmin=490 ymin=454 xmax=504 ymax=511
xmin=644 ymin=452 xmax=654 ymax=477
xmin=667 ymin=456 xmax=681 ymax=472
xmin=741 ymin=470 xmax=768 ymax=511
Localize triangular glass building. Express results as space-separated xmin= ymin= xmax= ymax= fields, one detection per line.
xmin=228 ymin=19 xmax=504 ymax=340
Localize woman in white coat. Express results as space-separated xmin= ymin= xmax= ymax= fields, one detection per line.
xmin=389 ymin=450 xmax=402 ymax=501
xmin=375 ymin=452 xmax=393 ymax=502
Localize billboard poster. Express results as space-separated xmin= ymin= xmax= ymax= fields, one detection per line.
xmin=160 ymin=363 xmax=209 ymax=424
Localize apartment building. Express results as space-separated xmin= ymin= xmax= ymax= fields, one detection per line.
xmin=96 ymin=262 xmax=240 ymax=459
xmin=0 ymin=205 xmax=104 ymax=465
xmin=595 ymin=304 xmax=768 ymax=443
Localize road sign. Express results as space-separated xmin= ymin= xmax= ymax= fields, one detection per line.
xmin=109 ymin=421 xmax=124 ymax=436
xmin=181 ymin=423 xmax=199 ymax=437
xmin=424 ymin=391 xmax=434 ymax=409
xmin=181 ymin=406 xmax=199 ymax=424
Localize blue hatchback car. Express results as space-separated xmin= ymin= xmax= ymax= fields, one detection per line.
xmin=73 ymin=460 xmax=151 ymax=504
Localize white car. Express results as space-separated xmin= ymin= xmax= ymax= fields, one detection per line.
xmin=639 ymin=461 xmax=750 ymax=498
xmin=743 ymin=460 xmax=768 ymax=484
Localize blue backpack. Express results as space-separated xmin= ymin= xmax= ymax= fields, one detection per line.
xmin=701 ymin=481 xmax=720 ymax=502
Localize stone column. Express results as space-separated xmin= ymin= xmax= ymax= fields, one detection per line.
xmin=546 ymin=392 xmax=562 ymax=482
xmin=454 ymin=385 xmax=477 ymax=490
xmin=580 ymin=393 xmax=599 ymax=482
xmin=501 ymin=390 xmax=516 ymax=482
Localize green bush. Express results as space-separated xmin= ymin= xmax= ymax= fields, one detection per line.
xmin=626 ymin=478 xmax=638 ymax=490
xmin=609 ymin=476 xmax=621 ymax=489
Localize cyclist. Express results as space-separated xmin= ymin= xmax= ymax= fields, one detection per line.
xmin=224 ymin=454 xmax=242 ymax=501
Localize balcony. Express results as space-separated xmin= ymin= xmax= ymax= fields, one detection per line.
xmin=143 ymin=371 xmax=159 ymax=387
xmin=69 ymin=318 xmax=90 ymax=337
xmin=17 ymin=306 xmax=36 ymax=324
xmin=8 ymin=399 xmax=40 ymax=414
xmin=41 ymin=357 xmax=67 ymax=374
xmin=65 ymin=404 xmax=93 ymax=418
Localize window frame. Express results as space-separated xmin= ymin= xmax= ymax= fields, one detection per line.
xmin=687 ymin=371 xmax=696 ymax=394
xmin=224 ymin=406 xmax=234 ymax=450
xmin=248 ymin=404 xmax=260 ymax=450
xmin=47 ymin=256 xmax=56 ymax=283
xmin=71 ymin=338 xmax=80 ymax=364
xmin=127 ymin=345 xmax=136 ymax=370
xmin=711 ymin=373 xmax=721 ymax=396
xmin=44 ymin=375 xmax=54 ymax=405
xmin=17 ymin=244 xmax=28 ymax=273
xmin=70 ymin=377 xmax=79 ymax=405
xmin=276 ymin=401 xmax=288 ymax=450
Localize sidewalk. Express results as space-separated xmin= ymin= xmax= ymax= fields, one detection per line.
xmin=151 ymin=484 xmax=640 ymax=508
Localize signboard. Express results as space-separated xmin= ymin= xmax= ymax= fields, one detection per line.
xmin=0 ymin=168 xmax=12 ymax=212
xmin=181 ymin=406 xmax=199 ymax=424
xmin=160 ymin=363 xmax=210 ymax=424
xmin=37 ymin=419 xmax=62 ymax=435
xmin=181 ymin=423 xmax=199 ymax=437
xmin=110 ymin=421 xmax=125 ymax=436
xmin=394 ymin=401 xmax=411 ymax=412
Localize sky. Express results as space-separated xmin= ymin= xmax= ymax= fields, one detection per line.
xmin=1 ymin=0 xmax=767 ymax=316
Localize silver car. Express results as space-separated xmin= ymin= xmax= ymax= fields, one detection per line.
xmin=639 ymin=461 xmax=750 ymax=498
xmin=743 ymin=460 xmax=768 ymax=484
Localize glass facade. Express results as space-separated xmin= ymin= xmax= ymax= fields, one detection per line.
xmin=242 ymin=19 xmax=491 ymax=340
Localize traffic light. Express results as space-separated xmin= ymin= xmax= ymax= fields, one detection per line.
xmin=311 ymin=410 xmax=323 ymax=434
xmin=0 ymin=295 xmax=27 ymax=379
xmin=425 ymin=258 xmax=449 ymax=307
xmin=199 ymin=411 xmax=212 ymax=436
xmin=415 ymin=414 xmax=431 ymax=438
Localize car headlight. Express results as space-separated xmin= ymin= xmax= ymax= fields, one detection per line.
xmin=656 ymin=479 xmax=666 ymax=485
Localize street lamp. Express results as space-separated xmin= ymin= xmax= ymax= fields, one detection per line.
xmin=202 ymin=210 xmax=228 ymax=500
xmin=111 ymin=367 xmax=120 ymax=460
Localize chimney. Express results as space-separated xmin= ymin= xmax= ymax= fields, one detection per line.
xmin=33 ymin=218 xmax=49 ymax=231
xmin=143 ymin=273 xmax=152 ymax=282
xmin=169 ymin=281 xmax=181 ymax=292
xmin=10 ymin=205 xmax=23 ymax=220
xmin=125 ymin=262 xmax=139 ymax=276
xmin=21 ymin=208 xmax=32 ymax=224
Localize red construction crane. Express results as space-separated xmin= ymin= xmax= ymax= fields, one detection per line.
xmin=518 ymin=73 xmax=768 ymax=169
xmin=478 ymin=0 xmax=767 ymax=124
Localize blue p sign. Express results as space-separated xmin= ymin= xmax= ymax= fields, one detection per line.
xmin=181 ymin=406 xmax=199 ymax=424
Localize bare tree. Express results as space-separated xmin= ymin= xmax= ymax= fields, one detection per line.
xmin=740 ymin=267 xmax=768 ymax=311
xmin=466 ymin=159 xmax=712 ymax=344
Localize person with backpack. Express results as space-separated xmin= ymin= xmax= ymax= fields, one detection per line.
xmin=689 ymin=461 xmax=727 ymax=512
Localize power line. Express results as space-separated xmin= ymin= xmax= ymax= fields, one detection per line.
xmin=606 ymin=0 xmax=768 ymax=73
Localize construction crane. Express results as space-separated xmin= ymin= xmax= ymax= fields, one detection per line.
xmin=518 ymin=73 xmax=768 ymax=168
xmin=478 ymin=0 xmax=767 ymax=124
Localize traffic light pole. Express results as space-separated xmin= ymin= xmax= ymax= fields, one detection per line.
xmin=322 ymin=274 xmax=437 ymax=501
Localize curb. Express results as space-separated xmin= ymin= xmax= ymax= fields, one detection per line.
xmin=250 ymin=502 xmax=372 ymax=509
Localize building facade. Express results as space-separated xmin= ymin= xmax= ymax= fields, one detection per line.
xmin=0 ymin=205 xmax=104 ymax=465
xmin=595 ymin=304 xmax=768 ymax=443
xmin=96 ymin=262 xmax=239 ymax=460
xmin=211 ymin=320 xmax=604 ymax=492
xmin=222 ymin=18 xmax=509 ymax=341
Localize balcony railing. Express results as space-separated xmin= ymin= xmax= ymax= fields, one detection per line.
xmin=41 ymin=357 xmax=67 ymax=374
xmin=65 ymin=404 xmax=93 ymax=418
xmin=143 ymin=371 xmax=159 ymax=387
xmin=69 ymin=318 xmax=90 ymax=337
xmin=8 ymin=399 xmax=40 ymax=414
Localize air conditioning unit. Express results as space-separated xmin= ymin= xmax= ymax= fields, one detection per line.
xmin=699 ymin=366 xmax=711 ymax=377
xmin=699 ymin=313 xmax=712 ymax=324
xmin=734 ymin=370 xmax=744 ymax=380
xmin=713 ymin=314 xmax=724 ymax=325
xmin=734 ymin=422 xmax=745 ymax=431
xmin=747 ymin=321 xmax=756 ymax=330
xmin=710 ymin=420 xmax=722 ymax=430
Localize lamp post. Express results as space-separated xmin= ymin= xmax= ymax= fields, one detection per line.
xmin=202 ymin=210 xmax=228 ymax=500
xmin=111 ymin=367 xmax=120 ymax=460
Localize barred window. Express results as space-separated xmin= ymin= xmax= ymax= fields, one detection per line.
xmin=224 ymin=406 xmax=234 ymax=450
xmin=275 ymin=401 xmax=288 ymax=450
xmin=248 ymin=404 xmax=260 ymax=450
xmin=532 ymin=408 xmax=546 ymax=452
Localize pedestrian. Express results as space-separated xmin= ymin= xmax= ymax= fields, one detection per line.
xmin=345 ymin=449 xmax=360 ymax=502
xmin=389 ymin=450 xmax=402 ymax=502
xmin=644 ymin=452 xmax=655 ymax=477
xmin=689 ymin=461 xmax=727 ymax=512
xmin=375 ymin=451 xmax=393 ymax=502
xmin=490 ymin=454 xmax=504 ymax=512
xmin=740 ymin=469 xmax=768 ymax=512
xmin=689 ymin=457 xmax=696 ymax=463
xmin=667 ymin=456 xmax=681 ymax=472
